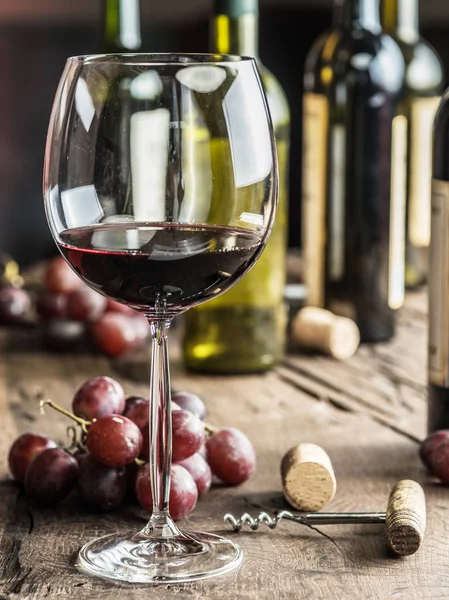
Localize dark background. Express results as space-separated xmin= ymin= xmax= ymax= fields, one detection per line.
xmin=1 ymin=0 xmax=448 ymax=265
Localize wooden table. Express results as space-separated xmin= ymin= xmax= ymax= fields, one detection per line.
xmin=0 ymin=288 xmax=443 ymax=599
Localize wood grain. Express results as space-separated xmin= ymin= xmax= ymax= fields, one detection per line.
xmin=0 ymin=288 xmax=447 ymax=599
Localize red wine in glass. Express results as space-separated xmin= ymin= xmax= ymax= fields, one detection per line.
xmin=58 ymin=223 xmax=262 ymax=314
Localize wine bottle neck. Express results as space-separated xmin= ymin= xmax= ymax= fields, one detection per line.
xmin=102 ymin=0 xmax=142 ymax=52
xmin=212 ymin=0 xmax=259 ymax=58
xmin=334 ymin=0 xmax=381 ymax=33
xmin=381 ymin=0 xmax=420 ymax=43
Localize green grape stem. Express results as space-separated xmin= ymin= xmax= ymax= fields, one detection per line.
xmin=39 ymin=399 xmax=91 ymax=433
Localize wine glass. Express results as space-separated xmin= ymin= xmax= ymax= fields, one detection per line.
xmin=43 ymin=53 xmax=278 ymax=584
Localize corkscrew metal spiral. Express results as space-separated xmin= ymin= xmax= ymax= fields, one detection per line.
xmin=224 ymin=511 xmax=298 ymax=532
xmin=224 ymin=510 xmax=385 ymax=532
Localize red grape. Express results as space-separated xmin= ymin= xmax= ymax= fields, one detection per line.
xmin=172 ymin=391 xmax=206 ymax=420
xmin=8 ymin=433 xmax=57 ymax=483
xmin=124 ymin=396 xmax=149 ymax=429
xmin=178 ymin=453 xmax=212 ymax=498
xmin=140 ymin=430 xmax=149 ymax=462
xmin=24 ymin=448 xmax=79 ymax=506
xmin=86 ymin=415 xmax=143 ymax=467
xmin=36 ymin=292 xmax=68 ymax=320
xmin=124 ymin=397 xmax=181 ymax=434
xmin=74 ymin=449 xmax=88 ymax=466
xmin=78 ymin=454 xmax=127 ymax=511
xmin=72 ymin=376 xmax=125 ymax=420
xmin=420 ymin=430 xmax=449 ymax=482
xmin=106 ymin=299 xmax=135 ymax=315
xmin=42 ymin=319 xmax=86 ymax=351
xmin=67 ymin=287 xmax=107 ymax=322
xmin=172 ymin=409 xmax=205 ymax=463
xmin=136 ymin=463 xmax=198 ymax=521
xmin=206 ymin=427 xmax=256 ymax=485
xmin=45 ymin=256 xmax=81 ymax=294
xmin=90 ymin=313 xmax=137 ymax=356
xmin=0 ymin=286 xmax=31 ymax=325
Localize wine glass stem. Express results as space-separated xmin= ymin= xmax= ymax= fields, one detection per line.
xmin=143 ymin=318 xmax=178 ymax=537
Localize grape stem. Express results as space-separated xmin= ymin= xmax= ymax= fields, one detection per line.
xmin=39 ymin=399 xmax=91 ymax=433
xmin=66 ymin=425 xmax=86 ymax=453
xmin=204 ymin=422 xmax=218 ymax=438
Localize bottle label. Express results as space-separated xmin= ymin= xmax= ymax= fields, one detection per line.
xmin=329 ymin=124 xmax=346 ymax=281
xmin=302 ymin=93 xmax=328 ymax=307
xmin=429 ymin=179 xmax=449 ymax=386
xmin=388 ymin=115 xmax=407 ymax=310
xmin=409 ymin=97 xmax=441 ymax=247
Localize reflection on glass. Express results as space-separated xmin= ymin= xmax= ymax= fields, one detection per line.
xmin=75 ymin=78 xmax=96 ymax=132
xmin=130 ymin=108 xmax=170 ymax=222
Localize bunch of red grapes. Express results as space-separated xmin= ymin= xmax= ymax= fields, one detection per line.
xmin=0 ymin=256 xmax=149 ymax=356
xmin=8 ymin=377 xmax=256 ymax=520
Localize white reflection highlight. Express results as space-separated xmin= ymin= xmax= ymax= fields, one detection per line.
xmin=75 ymin=78 xmax=95 ymax=132
xmin=238 ymin=212 xmax=264 ymax=227
xmin=130 ymin=71 xmax=163 ymax=100
xmin=350 ymin=53 xmax=372 ymax=70
xmin=93 ymin=215 xmax=140 ymax=251
xmin=61 ymin=185 xmax=103 ymax=229
xmin=178 ymin=92 xmax=212 ymax=223
xmin=130 ymin=109 xmax=170 ymax=222
xmin=369 ymin=37 xmax=404 ymax=93
xmin=223 ymin=74 xmax=272 ymax=188
xmin=48 ymin=185 xmax=64 ymax=233
xmin=119 ymin=0 xmax=141 ymax=50
xmin=176 ymin=66 xmax=227 ymax=93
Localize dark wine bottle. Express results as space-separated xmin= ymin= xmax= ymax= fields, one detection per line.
xmin=90 ymin=0 xmax=144 ymax=218
xmin=381 ymin=0 xmax=444 ymax=289
xmin=302 ymin=0 xmax=406 ymax=343
xmin=428 ymin=95 xmax=449 ymax=432
xmin=182 ymin=0 xmax=291 ymax=373
xmin=99 ymin=0 xmax=142 ymax=53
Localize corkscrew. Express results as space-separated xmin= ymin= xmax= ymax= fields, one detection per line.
xmin=224 ymin=480 xmax=426 ymax=556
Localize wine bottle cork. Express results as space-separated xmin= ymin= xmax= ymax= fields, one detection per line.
xmin=386 ymin=480 xmax=426 ymax=556
xmin=281 ymin=443 xmax=337 ymax=511
xmin=291 ymin=306 xmax=360 ymax=360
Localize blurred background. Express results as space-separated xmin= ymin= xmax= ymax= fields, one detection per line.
xmin=1 ymin=0 xmax=449 ymax=265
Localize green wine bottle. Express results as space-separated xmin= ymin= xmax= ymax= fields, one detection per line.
xmin=100 ymin=0 xmax=142 ymax=53
xmin=381 ymin=0 xmax=444 ymax=288
xmin=182 ymin=0 xmax=290 ymax=373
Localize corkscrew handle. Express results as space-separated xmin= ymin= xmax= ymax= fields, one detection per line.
xmin=385 ymin=480 xmax=426 ymax=557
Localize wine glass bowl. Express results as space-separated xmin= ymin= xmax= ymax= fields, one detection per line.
xmin=45 ymin=53 xmax=276 ymax=318
xmin=43 ymin=53 xmax=277 ymax=584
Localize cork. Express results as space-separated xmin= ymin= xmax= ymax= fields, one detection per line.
xmin=281 ymin=443 xmax=337 ymax=511
xmin=386 ymin=480 xmax=426 ymax=556
xmin=291 ymin=307 xmax=360 ymax=360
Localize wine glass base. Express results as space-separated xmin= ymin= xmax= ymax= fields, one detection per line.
xmin=77 ymin=530 xmax=243 ymax=584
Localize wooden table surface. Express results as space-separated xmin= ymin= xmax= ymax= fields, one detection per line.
xmin=0 ymin=287 xmax=445 ymax=600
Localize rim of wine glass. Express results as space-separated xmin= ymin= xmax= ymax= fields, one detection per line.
xmin=66 ymin=53 xmax=256 ymax=66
